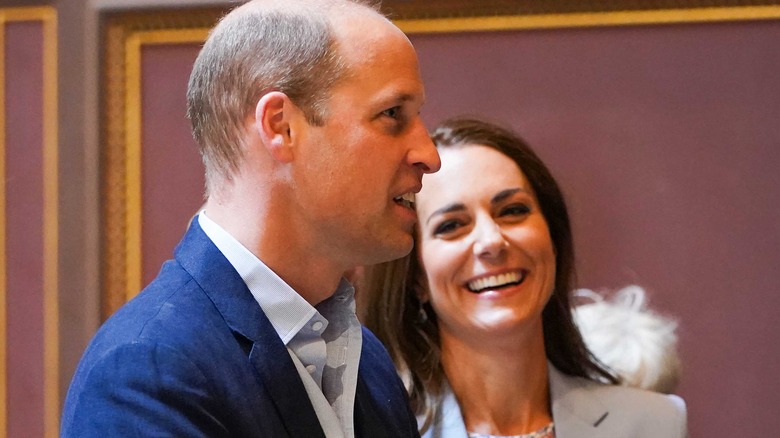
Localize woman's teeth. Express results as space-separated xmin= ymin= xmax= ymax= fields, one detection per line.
xmin=467 ymin=271 xmax=525 ymax=293
xmin=394 ymin=192 xmax=415 ymax=209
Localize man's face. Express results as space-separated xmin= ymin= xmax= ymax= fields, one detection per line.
xmin=290 ymin=14 xmax=440 ymax=269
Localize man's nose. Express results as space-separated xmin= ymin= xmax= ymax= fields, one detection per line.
xmin=406 ymin=119 xmax=441 ymax=174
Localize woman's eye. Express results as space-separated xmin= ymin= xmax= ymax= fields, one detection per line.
xmin=501 ymin=204 xmax=531 ymax=217
xmin=433 ymin=219 xmax=461 ymax=236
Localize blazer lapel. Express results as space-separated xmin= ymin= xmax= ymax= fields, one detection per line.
xmin=353 ymin=376 xmax=389 ymax=438
xmin=249 ymin=331 xmax=326 ymax=438
xmin=548 ymin=365 xmax=610 ymax=438
xmin=426 ymin=384 xmax=469 ymax=438
xmin=175 ymin=221 xmax=325 ymax=438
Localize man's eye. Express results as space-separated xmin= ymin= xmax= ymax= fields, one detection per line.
xmin=433 ymin=219 xmax=460 ymax=236
xmin=381 ymin=106 xmax=401 ymax=119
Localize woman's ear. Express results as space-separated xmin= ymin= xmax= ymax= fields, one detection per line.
xmin=412 ymin=273 xmax=433 ymax=325
xmin=252 ymin=91 xmax=295 ymax=163
xmin=411 ymin=235 xmax=431 ymax=303
xmin=413 ymin=271 xmax=430 ymax=303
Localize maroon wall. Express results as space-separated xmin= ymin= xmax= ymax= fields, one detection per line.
xmin=409 ymin=19 xmax=780 ymax=437
xmin=140 ymin=44 xmax=205 ymax=285
xmin=5 ymin=21 xmax=46 ymax=438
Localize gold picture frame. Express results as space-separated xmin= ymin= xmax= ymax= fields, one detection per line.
xmin=0 ymin=6 xmax=58 ymax=438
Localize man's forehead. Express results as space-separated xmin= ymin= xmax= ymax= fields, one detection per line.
xmin=331 ymin=7 xmax=399 ymax=47
xmin=335 ymin=20 xmax=416 ymax=71
xmin=334 ymin=56 xmax=425 ymax=104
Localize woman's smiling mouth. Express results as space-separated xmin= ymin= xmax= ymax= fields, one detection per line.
xmin=466 ymin=270 xmax=527 ymax=293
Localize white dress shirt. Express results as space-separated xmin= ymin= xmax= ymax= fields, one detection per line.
xmin=199 ymin=212 xmax=362 ymax=438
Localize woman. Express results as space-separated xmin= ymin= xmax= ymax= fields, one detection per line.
xmin=363 ymin=118 xmax=687 ymax=437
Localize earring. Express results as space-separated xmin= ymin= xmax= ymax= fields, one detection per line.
xmin=416 ymin=301 xmax=428 ymax=324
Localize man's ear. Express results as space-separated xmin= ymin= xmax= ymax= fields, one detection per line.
xmin=253 ymin=91 xmax=296 ymax=163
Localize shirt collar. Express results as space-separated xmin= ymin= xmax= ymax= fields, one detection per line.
xmin=198 ymin=212 xmax=323 ymax=344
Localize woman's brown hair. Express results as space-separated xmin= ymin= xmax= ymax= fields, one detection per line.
xmin=363 ymin=117 xmax=618 ymax=430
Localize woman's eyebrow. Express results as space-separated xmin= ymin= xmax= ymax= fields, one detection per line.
xmin=491 ymin=188 xmax=525 ymax=205
xmin=426 ymin=203 xmax=466 ymax=225
xmin=425 ymin=188 xmax=527 ymax=225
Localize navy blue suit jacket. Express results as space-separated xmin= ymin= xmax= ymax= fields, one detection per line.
xmin=62 ymin=221 xmax=419 ymax=437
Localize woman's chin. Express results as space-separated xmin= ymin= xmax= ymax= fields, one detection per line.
xmin=443 ymin=310 xmax=540 ymax=345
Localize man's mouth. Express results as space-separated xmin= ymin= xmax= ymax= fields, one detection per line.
xmin=466 ymin=270 xmax=527 ymax=293
xmin=393 ymin=192 xmax=415 ymax=209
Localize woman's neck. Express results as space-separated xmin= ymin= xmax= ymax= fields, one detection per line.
xmin=440 ymin=320 xmax=552 ymax=436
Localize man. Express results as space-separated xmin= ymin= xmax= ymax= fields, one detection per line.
xmin=61 ymin=0 xmax=440 ymax=436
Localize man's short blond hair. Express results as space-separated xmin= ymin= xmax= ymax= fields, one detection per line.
xmin=186 ymin=0 xmax=380 ymax=195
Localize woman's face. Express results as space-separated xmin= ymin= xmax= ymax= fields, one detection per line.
xmin=416 ymin=145 xmax=556 ymax=343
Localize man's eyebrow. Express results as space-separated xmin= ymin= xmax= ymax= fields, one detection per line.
xmin=380 ymin=91 xmax=423 ymax=107
xmin=491 ymin=188 xmax=525 ymax=205
xmin=385 ymin=93 xmax=415 ymax=106
xmin=426 ymin=203 xmax=466 ymax=225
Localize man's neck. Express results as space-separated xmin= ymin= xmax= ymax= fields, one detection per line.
xmin=204 ymin=196 xmax=345 ymax=306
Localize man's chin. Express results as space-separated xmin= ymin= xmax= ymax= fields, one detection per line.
xmin=369 ymin=233 xmax=414 ymax=264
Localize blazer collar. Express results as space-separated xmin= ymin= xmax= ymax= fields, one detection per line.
xmin=175 ymin=220 xmax=265 ymax=340
xmin=548 ymin=364 xmax=610 ymax=437
xmin=174 ymin=221 xmax=325 ymax=437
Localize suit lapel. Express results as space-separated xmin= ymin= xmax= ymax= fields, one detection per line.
xmin=353 ymin=335 xmax=400 ymax=438
xmin=249 ymin=330 xmax=326 ymax=438
xmin=427 ymin=383 xmax=469 ymax=438
xmin=354 ymin=328 xmax=420 ymax=438
xmin=175 ymin=221 xmax=325 ymax=438
xmin=548 ymin=365 xmax=610 ymax=438
xmin=353 ymin=376 xmax=389 ymax=438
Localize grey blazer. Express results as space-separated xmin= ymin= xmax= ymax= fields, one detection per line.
xmin=423 ymin=365 xmax=687 ymax=438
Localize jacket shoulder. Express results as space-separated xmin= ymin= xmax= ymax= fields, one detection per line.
xmin=562 ymin=376 xmax=687 ymax=437
xmin=597 ymin=383 xmax=686 ymax=420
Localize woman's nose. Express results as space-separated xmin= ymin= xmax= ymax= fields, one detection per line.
xmin=472 ymin=218 xmax=508 ymax=259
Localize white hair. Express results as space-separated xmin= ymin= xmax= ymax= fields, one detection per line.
xmin=572 ymin=285 xmax=681 ymax=393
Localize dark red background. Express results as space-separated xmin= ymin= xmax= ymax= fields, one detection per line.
xmin=5 ymin=21 xmax=46 ymax=438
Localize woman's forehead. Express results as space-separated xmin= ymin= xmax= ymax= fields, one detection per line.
xmin=419 ymin=145 xmax=530 ymax=202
